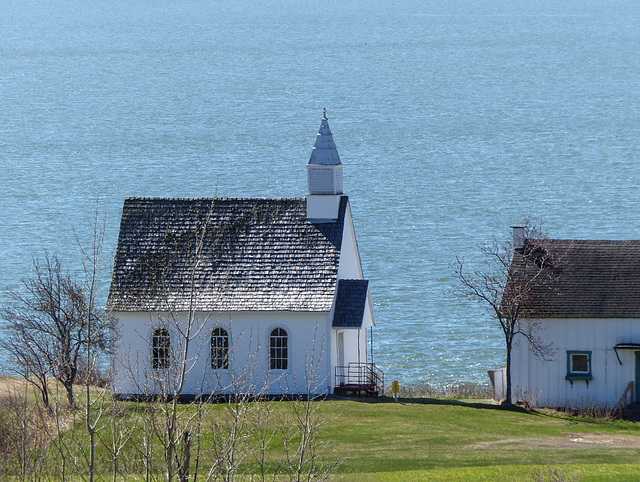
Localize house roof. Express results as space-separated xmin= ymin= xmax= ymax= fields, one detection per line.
xmin=107 ymin=196 xmax=348 ymax=313
xmin=332 ymin=279 xmax=369 ymax=328
xmin=512 ymin=239 xmax=640 ymax=318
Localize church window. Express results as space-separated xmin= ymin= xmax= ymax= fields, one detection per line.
xmin=152 ymin=327 xmax=170 ymax=369
xmin=211 ymin=327 xmax=229 ymax=370
xmin=269 ymin=327 xmax=288 ymax=370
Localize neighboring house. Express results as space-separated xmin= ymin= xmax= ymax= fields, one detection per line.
xmin=508 ymin=227 xmax=640 ymax=408
xmin=107 ymin=112 xmax=381 ymax=398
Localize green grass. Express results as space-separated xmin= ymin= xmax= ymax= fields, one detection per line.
xmin=341 ymin=464 xmax=640 ymax=481
xmin=4 ymin=388 xmax=640 ymax=480
xmin=317 ymin=396 xmax=640 ymax=480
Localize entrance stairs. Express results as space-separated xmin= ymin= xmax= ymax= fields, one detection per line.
xmin=334 ymin=362 xmax=384 ymax=397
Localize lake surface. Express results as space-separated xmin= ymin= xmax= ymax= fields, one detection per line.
xmin=2 ymin=0 xmax=639 ymax=385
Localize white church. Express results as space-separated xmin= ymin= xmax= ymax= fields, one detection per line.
xmin=107 ymin=111 xmax=382 ymax=399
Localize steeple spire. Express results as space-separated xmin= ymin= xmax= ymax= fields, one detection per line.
xmin=308 ymin=108 xmax=342 ymax=167
xmin=306 ymin=109 xmax=344 ymax=221
xmin=307 ymin=109 xmax=344 ymax=196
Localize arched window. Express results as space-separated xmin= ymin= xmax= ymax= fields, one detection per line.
xmin=152 ymin=327 xmax=170 ymax=369
xmin=269 ymin=327 xmax=288 ymax=370
xmin=211 ymin=327 xmax=229 ymax=370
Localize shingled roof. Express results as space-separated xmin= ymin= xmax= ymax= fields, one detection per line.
xmin=332 ymin=279 xmax=369 ymax=328
xmin=512 ymin=239 xmax=640 ymax=318
xmin=107 ymin=196 xmax=347 ymax=313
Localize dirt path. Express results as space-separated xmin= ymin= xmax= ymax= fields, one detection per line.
xmin=469 ymin=432 xmax=640 ymax=450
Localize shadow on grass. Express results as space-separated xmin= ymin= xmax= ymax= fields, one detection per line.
xmin=330 ymin=395 xmax=626 ymax=425
xmin=331 ymin=395 xmax=532 ymax=414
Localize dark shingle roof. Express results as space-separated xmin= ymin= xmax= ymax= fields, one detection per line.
xmin=107 ymin=196 xmax=347 ymax=313
xmin=332 ymin=279 xmax=369 ymax=328
xmin=513 ymin=239 xmax=640 ymax=318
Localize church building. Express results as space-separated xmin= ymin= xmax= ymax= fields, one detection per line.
xmin=107 ymin=111 xmax=382 ymax=398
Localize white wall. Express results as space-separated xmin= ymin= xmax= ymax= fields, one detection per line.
xmin=336 ymin=200 xmax=375 ymax=330
xmin=511 ymin=318 xmax=640 ymax=407
xmin=306 ymin=194 xmax=341 ymax=220
xmin=337 ymin=203 xmax=364 ymax=280
xmin=111 ymin=311 xmax=333 ymax=397
xmin=336 ymin=328 xmax=367 ymax=366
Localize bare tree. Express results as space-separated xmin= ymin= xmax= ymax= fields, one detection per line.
xmin=160 ymin=214 xmax=214 ymax=482
xmin=97 ymin=398 xmax=138 ymax=482
xmin=453 ymin=223 xmax=562 ymax=405
xmin=280 ymin=329 xmax=339 ymax=482
xmin=75 ymin=201 xmax=116 ymax=482
xmin=0 ymin=329 xmax=52 ymax=411
xmin=0 ymin=254 xmax=112 ymax=408
xmin=116 ymin=199 xmax=219 ymax=481
xmin=204 ymin=335 xmax=270 ymax=482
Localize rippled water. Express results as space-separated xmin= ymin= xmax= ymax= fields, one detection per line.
xmin=2 ymin=0 xmax=639 ymax=385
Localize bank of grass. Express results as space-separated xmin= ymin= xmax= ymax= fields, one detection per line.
xmin=343 ymin=464 xmax=640 ymax=481
xmin=3 ymin=379 xmax=640 ymax=480
xmin=320 ymin=396 xmax=640 ymax=480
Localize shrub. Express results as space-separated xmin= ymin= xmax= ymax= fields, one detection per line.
xmin=386 ymin=380 xmax=492 ymax=399
xmin=74 ymin=358 xmax=110 ymax=388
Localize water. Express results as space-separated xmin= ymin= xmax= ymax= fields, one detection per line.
xmin=2 ymin=0 xmax=640 ymax=385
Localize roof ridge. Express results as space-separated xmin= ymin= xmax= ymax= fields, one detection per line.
xmin=546 ymin=239 xmax=640 ymax=244
xmin=124 ymin=196 xmax=306 ymax=202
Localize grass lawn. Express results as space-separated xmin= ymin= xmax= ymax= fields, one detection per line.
xmin=4 ymin=380 xmax=640 ymax=480
xmin=317 ymin=396 xmax=640 ymax=480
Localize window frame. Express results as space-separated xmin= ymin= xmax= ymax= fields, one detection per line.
xmin=566 ymin=350 xmax=592 ymax=381
xmin=152 ymin=327 xmax=170 ymax=370
xmin=210 ymin=327 xmax=229 ymax=370
xmin=269 ymin=327 xmax=289 ymax=371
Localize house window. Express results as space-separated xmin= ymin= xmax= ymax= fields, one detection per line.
xmin=211 ymin=327 xmax=229 ymax=370
xmin=269 ymin=327 xmax=288 ymax=370
xmin=152 ymin=328 xmax=170 ymax=369
xmin=566 ymin=351 xmax=592 ymax=381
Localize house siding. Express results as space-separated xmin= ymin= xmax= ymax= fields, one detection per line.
xmin=512 ymin=318 xmax=640 ymax=407
xmin=112 ymin=311 xmax=334 ymax=397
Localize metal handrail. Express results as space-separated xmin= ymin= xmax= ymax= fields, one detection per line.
xmin=618 ymin=381 xmax=634 ymax=418
xmin=335 ymin=362 xmax=384 ymax=394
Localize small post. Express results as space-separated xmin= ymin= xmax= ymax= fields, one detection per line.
xmin=392 ymin=380 xmax=399 ymax=402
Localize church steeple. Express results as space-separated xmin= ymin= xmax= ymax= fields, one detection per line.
xmin=306 ymin=109 xmax=344 ymax=222
xmin=307 ymin=109 xmax=344 ymax=195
